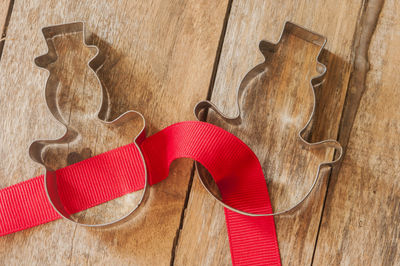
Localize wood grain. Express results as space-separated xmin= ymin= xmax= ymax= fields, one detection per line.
xmin=313 ymin=0 xmax=400 ymax=264
xmin=0 ymin=0 xmax=12 ymax=57
xmin=175 ymin=1 xmax=363 ymax=265
xmin=0 ymin=0 xmax=11 ymax=35
xmin=0 ymin=0 xmax=228 ymax=265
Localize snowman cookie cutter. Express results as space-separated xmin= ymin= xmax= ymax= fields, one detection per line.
xmin=194 ymin=21 xmax=343 ymax=216
xmin=28 ymin=22 xmax=148 ymax=227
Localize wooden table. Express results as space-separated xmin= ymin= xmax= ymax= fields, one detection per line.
xmin=0 ymin=0 xmax=398 ymax=265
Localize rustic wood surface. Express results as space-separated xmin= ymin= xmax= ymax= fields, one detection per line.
xmin=0 ymin=0 xmax=10 ymax=34
xmin=0 ymin=0 xmax=11 ymax=56
xmin=0 ymin=0 xmax=399 ymax=265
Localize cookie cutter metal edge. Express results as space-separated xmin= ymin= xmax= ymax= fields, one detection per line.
xmin=194 ymin=21 xmax=343 ymax=217
xmin=28 ymin=22 xmax=149 ymax=227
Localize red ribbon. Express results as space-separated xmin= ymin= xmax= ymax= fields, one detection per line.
xmin=0 ymin=121 xmax=281 ymax=265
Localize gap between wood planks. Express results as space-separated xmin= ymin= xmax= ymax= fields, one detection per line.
xmin=310 ymin=0 xmax=385 ymax=264
xmin=169 ymin=1 xmax=234 ymax=265
xmin=0 ymin=0 xmax=14 ymax=61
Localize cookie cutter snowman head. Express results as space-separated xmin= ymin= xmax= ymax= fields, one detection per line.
xmin=194 ymin=21 xmax=343 ymax=216
xmin=28 ymin=22 xmax=148 ymax=227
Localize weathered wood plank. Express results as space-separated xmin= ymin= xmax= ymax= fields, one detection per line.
xmin=175 ymin=1 xmax=363 ymax=265
xmin=0 ymin=0 xmax=11 ymax=34
xmin=0 ymin=0 xmax=12 ymax=56
xmin=0 ymin=0 xmax=228 ymax=265
xmin=313 ymin=0 xmax=400 ymax=264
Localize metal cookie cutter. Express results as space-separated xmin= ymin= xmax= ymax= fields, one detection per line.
xmin=194 ymin=21 xmax=343 ymax=216
xmin=28 ymin=22 xmax=148 ymax=227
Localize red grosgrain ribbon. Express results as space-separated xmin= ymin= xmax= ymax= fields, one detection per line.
xmin=0 ymin=121 xmax=281 ymax=265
